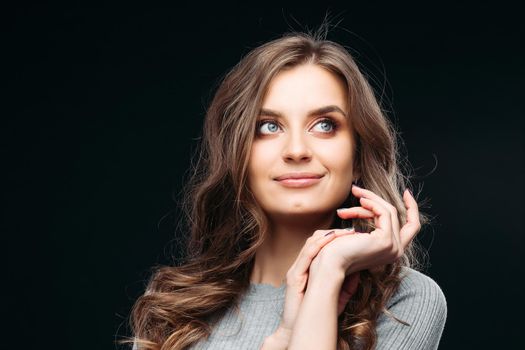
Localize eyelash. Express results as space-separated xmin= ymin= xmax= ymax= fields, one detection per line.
xmin=256 ymin=117 xmax=340 ymax=135
xmin=312 ymin=118 xmax=339 ymax=133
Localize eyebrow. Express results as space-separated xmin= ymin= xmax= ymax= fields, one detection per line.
xmin=259 ymin=105 xmax=347 ymax=118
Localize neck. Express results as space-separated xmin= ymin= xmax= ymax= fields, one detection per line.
xmin=251 ymin=213 xmax=335 ymax=287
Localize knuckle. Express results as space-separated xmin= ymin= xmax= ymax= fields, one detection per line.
xmin=306 ymin=245 xmax=319 ymax=258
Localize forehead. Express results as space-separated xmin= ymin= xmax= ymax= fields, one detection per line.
xmin=262 ymin=64 xmax=348 ymax=113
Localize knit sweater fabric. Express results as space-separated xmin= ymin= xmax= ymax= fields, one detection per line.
xmin=192 ymin=267 xmax=446 ymax=349
xmin=134 ymin=267 xmax=447 ymax=349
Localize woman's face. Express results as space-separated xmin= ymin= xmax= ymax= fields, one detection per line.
xmin=248 ymin=64 xmax=356 ymax=222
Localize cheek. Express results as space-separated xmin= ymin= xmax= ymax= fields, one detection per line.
xmin=248 ymin=144 xmax=273 ymax=185
xmin=318 ymin=141 xmax=354 ymax=175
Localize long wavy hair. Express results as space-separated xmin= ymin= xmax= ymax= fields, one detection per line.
xmin=125 ymin=31 xmax=429 ymax=350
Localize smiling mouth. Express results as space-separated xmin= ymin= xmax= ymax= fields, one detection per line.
xmin=274 ymin=173 xmax=324 ymax=188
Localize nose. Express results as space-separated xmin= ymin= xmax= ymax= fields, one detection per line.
xmin=282 ymin=130 xmax=312 ymax=163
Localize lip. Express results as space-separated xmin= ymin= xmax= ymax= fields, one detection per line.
xmin=274 ymin=173 xmax=324 ymax=188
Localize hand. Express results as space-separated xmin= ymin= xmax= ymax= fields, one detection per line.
xmin=281 ymin=229 xmax=354 ymax=328
xmin=311 ymin=185 xmax=421 ymax=279
xmin=262 ymin=229 xmax=353 ymax=349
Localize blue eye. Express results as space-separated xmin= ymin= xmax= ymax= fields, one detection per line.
xmin=311 ymin=119 xmax=337 ymax=133
xmin=257 ymin=121 xmax=280 ymax=134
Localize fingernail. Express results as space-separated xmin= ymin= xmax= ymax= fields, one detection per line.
xmin=406 ymin=188 xmax=413 ymax=196
xmin=324 ymin=230 xmax=335 ymax=237
xmin=352 ymin=184 xmax=361 ymax=189
xmin=337 ymin=208 xmax=349 ymax=212
xmin=344 ymin=227 xmax=355 ymax=231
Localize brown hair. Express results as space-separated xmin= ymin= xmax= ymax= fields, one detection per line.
xmin=125 ymin=31 xmax=428 ymax=350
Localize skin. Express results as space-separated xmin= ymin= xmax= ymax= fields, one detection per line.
xmin=248 ymin=63 xmax=356 ymax=288
xmin=249 ymin=64 xmax=421 ymax=350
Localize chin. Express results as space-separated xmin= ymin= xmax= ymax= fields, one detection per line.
xmin=257 ymin=193 xmax=343 ymax=218
xmin=276 ymin=202 xmax=334 ymax=215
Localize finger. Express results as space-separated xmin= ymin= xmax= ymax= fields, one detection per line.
xmin=358 ymin=197 xmax=391 ymax=237
xmin=333 ymin=227 xmax=356 ymax=237
xmin=290 ymin=227 xmax=356 ymax=277
xmin=336 ymin=206 xmax=374 ymax=219
xmin=351 ymin=185 xmax=397 ymax=211
xmin=399 ymin=189 xmax=421 ymax=247
xmin=352 ymin=185 xmax=400 ymax=238
xmin=290 ymin=231 xmax=340 ymax=278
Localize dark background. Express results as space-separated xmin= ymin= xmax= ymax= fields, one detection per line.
xmin=4 ymin=2 xmax=523 ymax=349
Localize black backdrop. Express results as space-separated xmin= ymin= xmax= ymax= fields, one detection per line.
xmin=4 ymin=2 xmax=523 ymax=349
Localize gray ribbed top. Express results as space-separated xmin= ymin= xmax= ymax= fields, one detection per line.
xmin=190 ymin=267 xmax=447 ymax=349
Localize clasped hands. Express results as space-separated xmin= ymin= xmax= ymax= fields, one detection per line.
xmin=262 ymin=185 xmax=421 ymax=349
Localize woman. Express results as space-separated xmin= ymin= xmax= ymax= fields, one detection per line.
xmin=127 ymin=31 xmax=447 ymax=349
